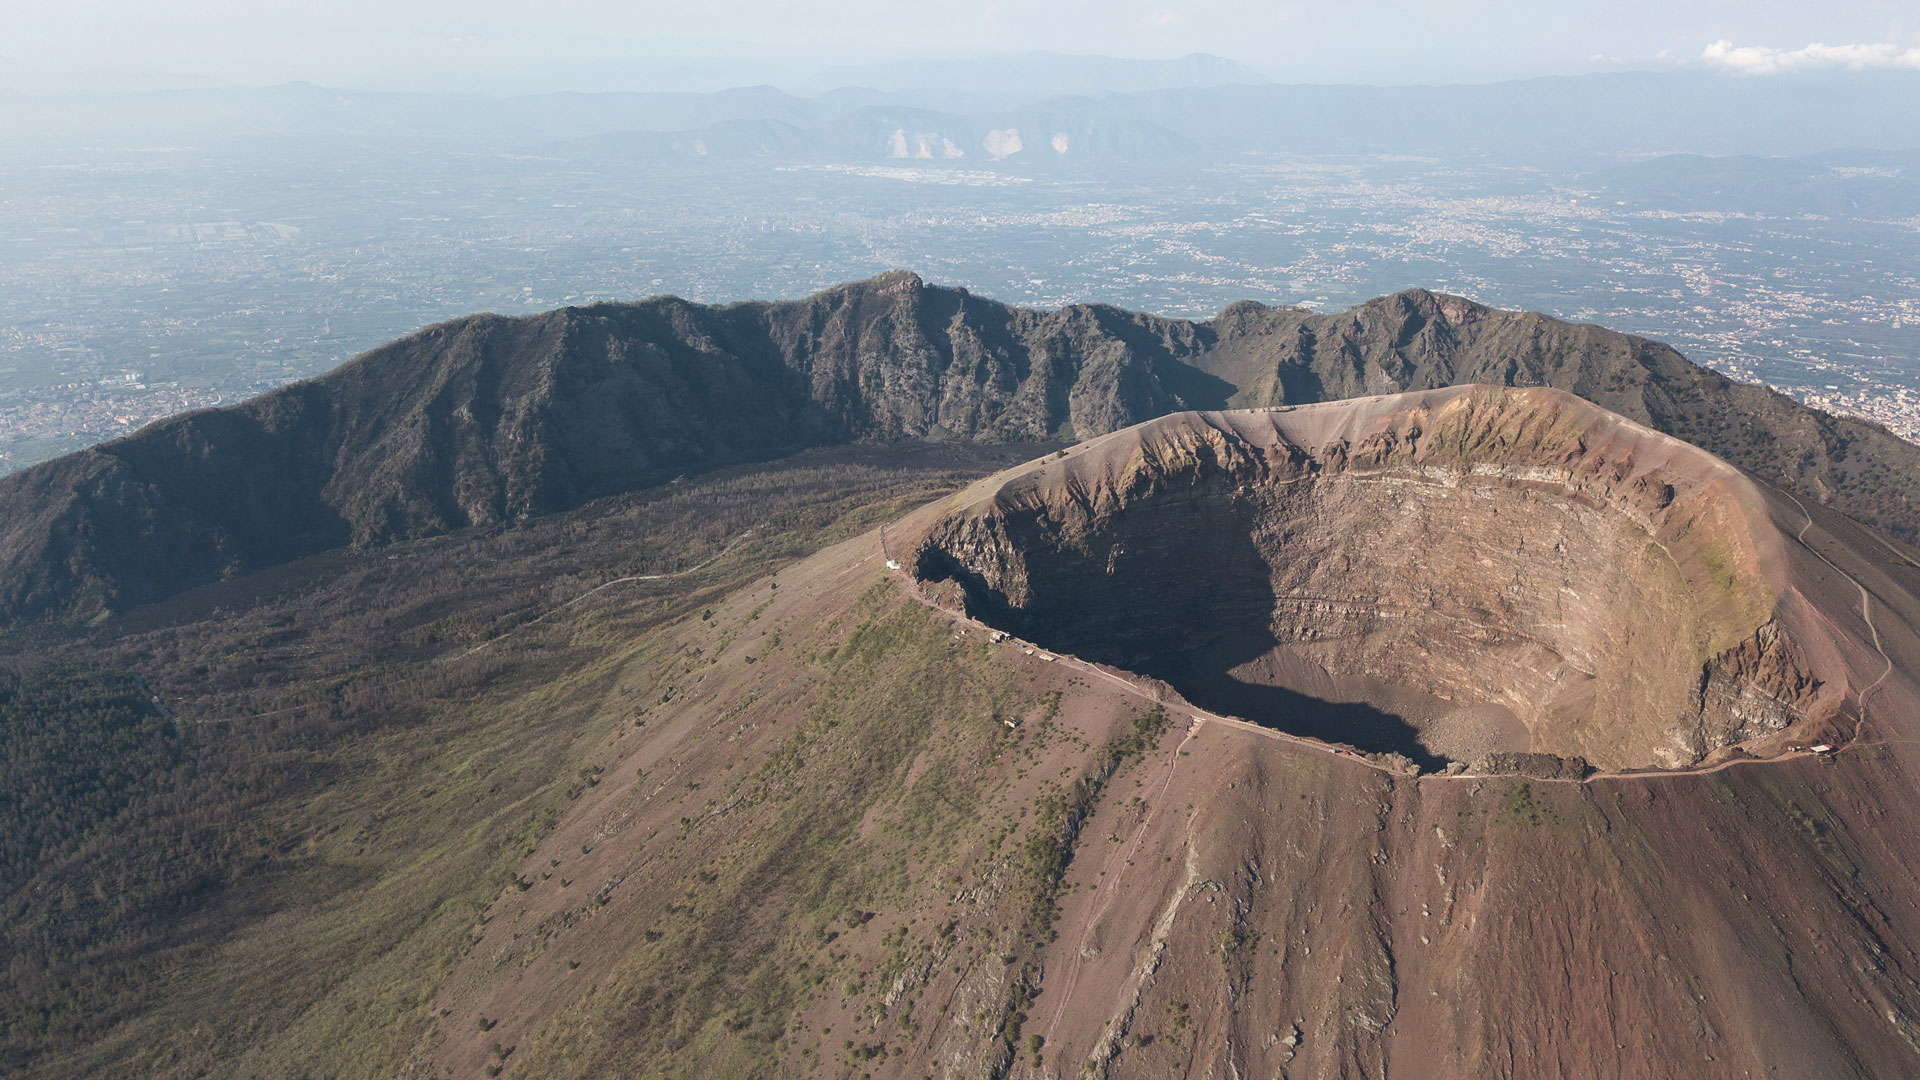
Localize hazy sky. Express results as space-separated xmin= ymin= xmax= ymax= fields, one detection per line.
xmin=8 ymin=0 xmax=1920 ymax=93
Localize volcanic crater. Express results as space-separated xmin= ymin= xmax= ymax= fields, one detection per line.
xmin=911 ymin=385 xmax=1846 ymax=773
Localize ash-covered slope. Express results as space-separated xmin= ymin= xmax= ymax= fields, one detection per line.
xmin=911 ymin=387 xmax=1907 ymax=772
xmin=4 ymin=274 xmax=1918 ymax=626
xmin=393 ymin=446 xmax=1920 ymax=1080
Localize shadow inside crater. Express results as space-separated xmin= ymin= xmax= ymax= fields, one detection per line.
xmin=1134 ymin=642 xmax=1456 ymax=774
xmin=916 ymin=499 xmax=1465 ymax=773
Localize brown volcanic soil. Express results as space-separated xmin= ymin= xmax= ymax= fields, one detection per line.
xmin=409 ymin=455 xmax=1920 ymax=1079
xmin=14 ymin=392 xmax=1920 ymax=1079
xmin=908 ymin=385 xmax=1902 ymax=773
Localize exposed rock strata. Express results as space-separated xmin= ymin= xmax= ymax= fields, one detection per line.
xmin=913 ymin=386 xmax=1838 ymax=771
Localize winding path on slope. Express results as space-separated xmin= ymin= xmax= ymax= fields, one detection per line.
xmin=453 ymin=528 xmax=757 ymax=660
xmin=1785 ymin=491 xmax=1896 ymax=723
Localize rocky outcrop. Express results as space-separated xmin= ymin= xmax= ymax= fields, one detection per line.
xmin=1691 ymin=620 xmax=1822 ymax=756
xmin=1472 ymin=753 xmax=1594 ymax=780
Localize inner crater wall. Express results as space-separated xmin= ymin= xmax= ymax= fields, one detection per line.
xmin=915 ymin=396 xmax=1824 ymax=772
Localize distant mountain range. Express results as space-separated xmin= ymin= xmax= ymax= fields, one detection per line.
xmin=8 ymin=70 xmax=1920 ymax=163
xmin=798 ymin=51 xmax=1270 ymax=97
xmin=2 ymin=271 xmax=1915 ymax=626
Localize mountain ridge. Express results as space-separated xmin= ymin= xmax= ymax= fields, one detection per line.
xmin=2 ymin=272 xmax=1915 ymax=626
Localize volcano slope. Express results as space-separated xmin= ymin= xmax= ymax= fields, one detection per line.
xmin=313 ymin=392 xmax=1920 ymax=1079
xmin=908 ymin=385 xmax=1900 ymax=775
xmin=416 ymin=452 xmax=1920 ymax=1080
xmin=6 ymin=392 xmax=1920 ymax=1079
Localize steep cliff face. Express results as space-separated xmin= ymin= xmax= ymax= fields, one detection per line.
xmin=912 ymin=387 xmax=1855 ymax=771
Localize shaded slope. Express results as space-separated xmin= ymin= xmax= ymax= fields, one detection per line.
xmin=0 ymin=272 xmax=1220 ymax=623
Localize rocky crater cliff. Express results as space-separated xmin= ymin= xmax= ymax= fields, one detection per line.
xmin=911 ymin=386 xmax=1869 ymax=772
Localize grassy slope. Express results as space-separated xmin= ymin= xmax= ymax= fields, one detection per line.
xmin=429 ymin=566 xmax=1178 ymax=1079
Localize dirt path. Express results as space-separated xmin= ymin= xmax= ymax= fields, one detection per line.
xmin=1785 ymin=493 xmax=1896 ymax=714
xmin=1867 ymin=530 xmax=1920 ymax=574
xmin=133 ymin=674 xmax=182 ymax=735
xmin=881 ymin=532 xmax=1839 ymax=786
xmin=1040 ymin=715 xmax=1206 ymax=1050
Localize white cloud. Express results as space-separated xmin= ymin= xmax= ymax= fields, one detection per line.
xmin=1142 ymin=10 xmax=1185 ymax=28
xmin=1702 ymin=39 xmax=1920 ymax=75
